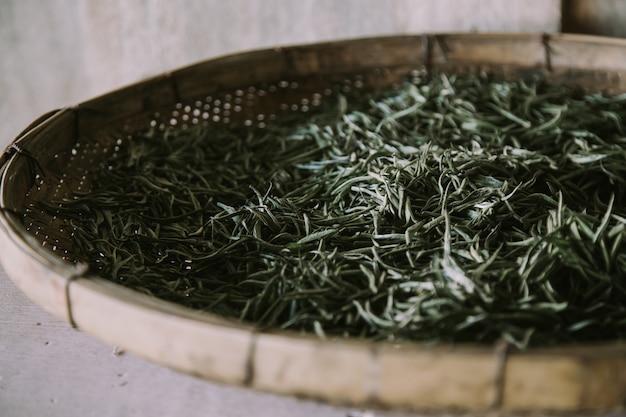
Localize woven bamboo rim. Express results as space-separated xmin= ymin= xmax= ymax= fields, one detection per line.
xmin=2 ymin=33 xmax=626 ymax=413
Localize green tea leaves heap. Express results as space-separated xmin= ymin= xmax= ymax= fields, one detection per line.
xmin=57 ymin=73 xmax=626 ymax=348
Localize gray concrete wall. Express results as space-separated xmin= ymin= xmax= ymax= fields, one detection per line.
xmin=1 ymin=0 xmax=561 ymax=148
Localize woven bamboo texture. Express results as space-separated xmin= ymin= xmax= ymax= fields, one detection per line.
xmin=2 ymin=33 xmax=626 ymax=413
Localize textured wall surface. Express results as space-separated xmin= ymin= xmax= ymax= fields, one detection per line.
xmin=0 ymin=0 xmax=561 ymax=148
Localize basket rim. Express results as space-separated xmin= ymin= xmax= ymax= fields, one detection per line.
xmin=3 ymin=32 xmax=626 ymax=413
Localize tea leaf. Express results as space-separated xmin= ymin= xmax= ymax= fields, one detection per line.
xmin=51 ymin=72 xmax=626 ymax=348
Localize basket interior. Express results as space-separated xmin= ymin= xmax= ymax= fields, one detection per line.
xmin=5 ymin=33 xmax=626 ymax=268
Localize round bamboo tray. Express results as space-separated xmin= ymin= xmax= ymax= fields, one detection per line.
xmin=2 ymin=33 xmax=626 ymax=414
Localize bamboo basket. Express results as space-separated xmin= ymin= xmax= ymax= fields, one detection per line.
xmin=2 ymin=33 xmax=626 ymax=413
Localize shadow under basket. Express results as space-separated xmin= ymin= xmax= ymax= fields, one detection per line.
xmin=2 ymin=33 xmax=626 ymax=413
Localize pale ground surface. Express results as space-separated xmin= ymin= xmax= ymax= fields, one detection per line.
xmin=0 ymin=265 xmax=417 ymax=417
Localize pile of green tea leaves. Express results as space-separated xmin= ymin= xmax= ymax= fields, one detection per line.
xmin=57 ymin=72 xmax=626 ymax=348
